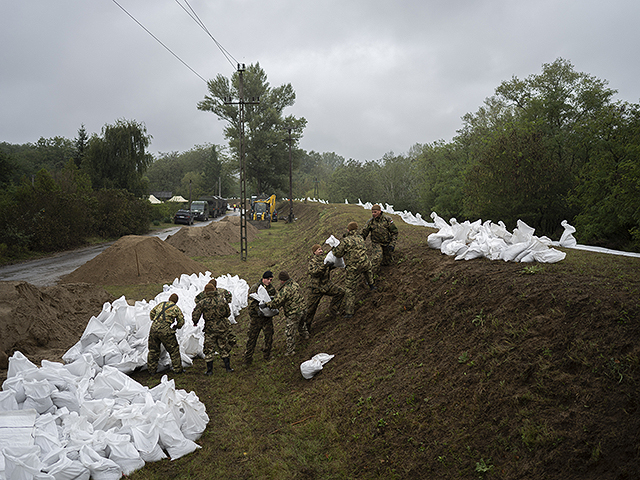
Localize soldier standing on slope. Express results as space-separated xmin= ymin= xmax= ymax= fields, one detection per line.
xmin=243 ymin=271 xmax=277 ymax=365
xmin=332 ymin=221 xmax=376 ymax=319
xmin=360 ymin=204 xmax=399 ymax=277
xmin=147 ymin=293 xmax=185 ymax=375
xmin=192 ymin=280 xmax=235 ymax=374
xmin=302 ymin=243 xmax=345 ymax=334
xmin=264 ymin=271 xmax=306 ymax=356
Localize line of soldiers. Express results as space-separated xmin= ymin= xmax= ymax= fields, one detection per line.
xmin=146 ymin=204 xmax=398 ymax=375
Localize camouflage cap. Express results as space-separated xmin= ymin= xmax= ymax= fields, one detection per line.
xmin=347 ymin=221 xmax=358 ymax=231
xmin=371 ymin=204 xmax=381 ymax=211
xmin=279 ymin=271 xmax=290 ymax=281
xmin=312 ymin=243 xmax=322 ymax=253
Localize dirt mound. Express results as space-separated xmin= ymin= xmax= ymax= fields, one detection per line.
xmin=59 ymin=235 xmax=208 ymax=286
xmin=164 ymin=217 xmax=260 ymax=257
xmin=0 ymin=281 xmax=114 ymax=372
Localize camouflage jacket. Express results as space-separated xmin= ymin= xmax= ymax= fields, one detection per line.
xmin=149 ymin=300 xmax=185 ymax=334
xmin=333 ymin=230 xmax=369 ymax=268
xmin=266 ymin=279 xmax=305 ymax=316
xmin=192 ymin=290 xmax=232 ymax=335
xmin=248 ymin=280 xmax=277 ymax=317
xmin=307 ymin=253 xmax=335 ymax=291
xmin=361 ymin=213 xmax=398 ymax=247
xmin=195 ymin=287 xmax=232 ymax=305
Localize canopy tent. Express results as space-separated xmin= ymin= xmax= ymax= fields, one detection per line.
xmin=168 ymin=195 xmax=188 ymax=203
xmin=148 ymin=194 xmax=162 ymax=204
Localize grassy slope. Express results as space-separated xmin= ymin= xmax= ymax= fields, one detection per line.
xmin=125 ymin=201 xmax=640 ymax=480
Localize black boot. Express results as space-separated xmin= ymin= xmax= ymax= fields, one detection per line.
xmin=204 ymin=361 xmax=213 ymax=376
xmin=223 ymin=357 xmax=234 ymax=373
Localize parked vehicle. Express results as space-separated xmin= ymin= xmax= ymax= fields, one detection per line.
xmin=173 ymin=209 xmax=195 ymax=225
xmin=190 ymin=201 xmax=209 ymax=221
xmin=199 ymin=195 xmax=227 ymax=218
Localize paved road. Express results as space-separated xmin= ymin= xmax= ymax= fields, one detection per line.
xmin=0 ymin=216 xmax=231 ymax=287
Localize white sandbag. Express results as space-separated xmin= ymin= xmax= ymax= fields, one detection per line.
xmin=2 ymin=444 xmax=42 ymax=480
xmin=300 ymin=353 xmax=335 ymax=380
xmin=23 ymin=379 xmax=55 ymax=415
xmin=0 ymin=390 xmax=19 ymax=412
xmin=34 ymin=414 xmax=62 ymax=457
xmin=249 ymin=285 xmax=279 ymax=317
xmin=40 ymin=448 xmax=90 ymax=480
xmin=103 ymin=431 xmax=144 ymax=476
xmin=178 ymin=391 xmax=209 ymax=442
xmin=559 ymin=220 xmax=577 ymax=247
xmin=78 ymin=445 xmax=122 ymax=480
xmin=157 ymin=409 xmax=200 ymax=460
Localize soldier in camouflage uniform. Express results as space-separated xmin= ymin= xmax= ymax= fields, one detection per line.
xmin=147 ymin=293 xmax=185 ymax=374
xmin=303 ymin=243 xmax=345 ymax=334
xmin=195 ymin=278 xmax=232 ymax=305
xmin=332 ymin=221 xmax=376 ymax=318
xmin=192 ymin=280 xmax=234 ymax=374
xmin=361 ymin=204 xmax=399 ymax=276
xmin=265 ymin=271 xmax=306 ymax=356
xmin=243 ymin=271 xmax=277 ymax=364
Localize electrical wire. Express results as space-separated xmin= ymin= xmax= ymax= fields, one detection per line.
xmin=111 ymin=0 xmax=207 ymax=83
xmin=175 ymin=0 xmax=239 ymax=70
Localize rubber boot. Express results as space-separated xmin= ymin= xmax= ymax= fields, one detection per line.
xmin=223 ymin=357 xmax=234 ymax=373
xmin=204 ymin=361 xmax=213 ymax=376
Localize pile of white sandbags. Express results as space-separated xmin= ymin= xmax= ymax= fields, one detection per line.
xmin=1 ymin=271 xmax=249 ymax=479
xmin=425 ymin=213 xmax=570 ymax=263
xmin=355 ymin=200 xmax=571 ymax=263
xmin=62 ymin=272 xmax=249 ymax=374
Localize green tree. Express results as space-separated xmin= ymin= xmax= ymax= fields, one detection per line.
xmin=74 ymin=124 xmax=89 ymax=168
xmin=197 ymin=63 xmax=307 ymax=194
xmin=416 ymin=141 xmax=467 ymax=221
xmin=377 ymin=151 xmax=422 ymax=213
xmin=83 ymin=119 xmax=153 ymax=196
xmin=327 ymin=160 xmax=382 ymax=204
xmin=570 ymin=102 xmax=640 ymax=250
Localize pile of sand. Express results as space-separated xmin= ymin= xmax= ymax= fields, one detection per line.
xmin=165 ymin=217 xmax=260 ymax=257
xmin=0 ymin=281 xmax=115 ymax=371
xmin=59 ymin=236 xmax=209 ymax=286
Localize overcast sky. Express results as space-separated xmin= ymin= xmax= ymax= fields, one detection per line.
xmin=2 ymin=1 xmax=639 ymax=162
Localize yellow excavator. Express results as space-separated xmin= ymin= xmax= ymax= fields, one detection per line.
xmin=251 ymin=194 xmax=277 ymax=222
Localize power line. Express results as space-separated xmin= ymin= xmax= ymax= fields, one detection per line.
xmin=111 ymin=0 xmax=207 ymax=83
xmin=175 ymin=0 xmax=238 ymax=70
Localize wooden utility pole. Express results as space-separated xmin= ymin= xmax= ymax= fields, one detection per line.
xmin=225 ymin=64 xmax=259 ymax=261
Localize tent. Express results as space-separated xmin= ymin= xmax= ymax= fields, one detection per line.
xmin=148 ymin=194 xmax=162 ymax=204
xmin=168 ymin=195 xmax=188 ymax=203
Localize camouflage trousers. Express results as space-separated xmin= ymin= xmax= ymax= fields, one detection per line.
xmin=370 ymin=243 xmax=394 ymax=276
xmin=343 ymin=261 xmax=374 ymax=315
xmin=285 ymin=311 xmax=305 ymax=355
xmin=148 ymin=329 xmax=183 ymax=373
xmin=203 ymin=328 xmax=234 ymax=361
xmin=304 ymin=284 xmax=345 ymax=332
xmin=244 ymin=314 xmax=274 ymax=361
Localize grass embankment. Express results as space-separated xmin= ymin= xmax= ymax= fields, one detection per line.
xmin=117 ymin=201 xmax=640 ymax=479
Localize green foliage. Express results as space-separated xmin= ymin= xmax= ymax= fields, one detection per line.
xmin=327 ymin=159 xmax=382 ymax=203
xmin=92 ymin=189 xmax=151 ymax=238
xmin=569 ymin=102 xmax=640 ymax=250
xmin=146 ymin=144 xmax=236 ymax=198
xmin=83 ymin=118 xmax=152 ymax=196
xmin=197 ymin=63 xmax=307 ymax=194
xmin=416 ymin=141 xmax=467 ymax=220
xmin=463 ymin=121 xmax=572 ymax=233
